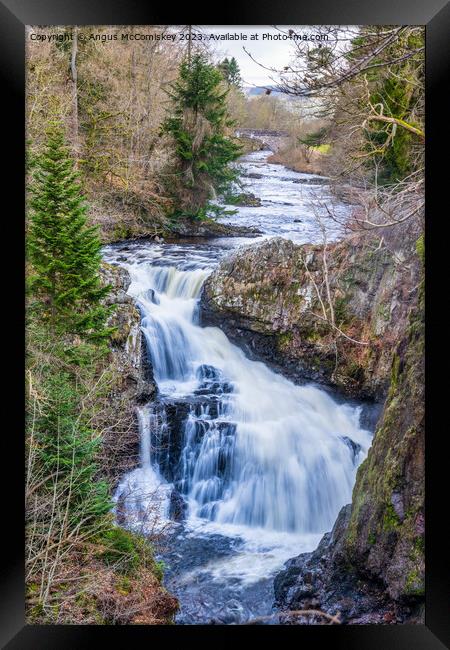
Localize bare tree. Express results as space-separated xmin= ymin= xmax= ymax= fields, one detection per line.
xmin=70 ymin=26 xmax=79 ymax=157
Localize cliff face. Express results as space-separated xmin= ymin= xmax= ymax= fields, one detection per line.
xmin=97 ymin=263 xmax=179 ymax=624
xmin=99 ymin=263 xmax=157 ymax=483
xmin=201 ymin=236 xmax=424 ymax=621
xmin=344 ymin=295 xmax=424 ymax=603
xmin=274 ymin=301 xmax=424 ymax=623
xmin=201 ymin=237 xmax=418 ymax=400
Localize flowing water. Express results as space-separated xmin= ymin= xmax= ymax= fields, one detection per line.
xmin=103 ymin=149 xmax=373 ymax=624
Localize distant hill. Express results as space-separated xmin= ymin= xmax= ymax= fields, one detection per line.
xmin=244 ymin=86 xmax=283 ymax=97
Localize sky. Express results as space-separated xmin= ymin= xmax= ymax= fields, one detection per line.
xmin=199 ymin=26 xmax=332 ymax=87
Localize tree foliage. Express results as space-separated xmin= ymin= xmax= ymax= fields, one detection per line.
xmin=217 ymin=56 xmax=242 ymax=87
xmin=161 ymin=54 xmax=242 ymax=217
xmin=27 ymin=122 xmax=111 ymax=339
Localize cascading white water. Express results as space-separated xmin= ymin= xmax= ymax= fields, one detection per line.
xmin=124 ymin=261 xmax=372 ymax=536
xmin=113 ymin=403 xmax=172 ymax=532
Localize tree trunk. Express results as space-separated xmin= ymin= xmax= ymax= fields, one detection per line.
xmin=187 ymin=25 xmax=192 ymax=66
xmin=70 ymin=27 xmax=79 ymax=158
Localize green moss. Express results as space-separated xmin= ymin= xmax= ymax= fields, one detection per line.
xmin=115 ymin=575 xmax=132 ymax=595
xmin=404 ymin=568 xmax=424 ymax=597
xmin=27 ymin=582 xmax=39 ymax=596
xmin=99 ymin=527 xmax=141 ymax=574
xmin=112 ymin=224 xmax=130 ymax=241
xmin=75 ymin=592 xmax=107 ymax=624
xmin=390 ymin=354 xmax=401 ymax=393
xmin=334 ymin=296 xmax=350 ymax=326
xmin=304 ymin=329 xmax=321 ymax=343
xmin=28 ymin=602 xmax=45 ymax=622
xmin=346 ymin=360 xmax=364 ymax=381
xmin=154 ymin=560 xmax=166 ymax=582
xmin=376 ymin=303 xmax=390 ymax=322
xmin=383 ymin=502 xmax=400 ymax=531
xmin=278 ymin=331 xmax=293 ymax=349
xmin=312 ymin=143 xmax=331 ymax=154
xmin=415 ymin=234 xmax=425 ymax=266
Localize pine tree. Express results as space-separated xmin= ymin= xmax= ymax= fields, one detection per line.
xmin=34 ymin=366 xmax=112 ymax=524
xmin=27 ymin=122 xmax=111 ymax=339
xmin=161 ymin=54 xmax=242 ymax=217
xmin=218 ymin=57 xmax=242 ymax=87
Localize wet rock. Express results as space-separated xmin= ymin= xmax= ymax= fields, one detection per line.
xmin=157 ymin=400 xmax=191 ymax=481
xmin=195 ymin=381 xmax=234 ymax=396
xmin=291 ymin=176 xmax=328 ymax=185
xmin=340 ymin=436 xmax=362 ymax=463
xmin=244 ymin=172 xmax=264 ymax=179
xmin=171 ymin=219 xmax=260 ymax=239
xmin=214 ymin=599 xmax=249 ymax=624
xmin=195 ymin=364 xmax=234 ymax=396
xmin=143 ymin=288 xmax=159 ymax=304
xmin=273 ymin=504 xmax=412 ymax=624
xmin=230 ymin=192 xmax=262 ymax=207
xmin=196 ymin=364 xmax=222 ymax=381
xmin=169 ymin=489 xmax=188 ymax=522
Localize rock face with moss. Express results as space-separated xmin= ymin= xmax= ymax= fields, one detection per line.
xmin=344 ymin=296 xmax=424 ymax=603
xmin=99 ymin=263 xmax=157 ymax=484
xmin=101 ymin=262 xmax=156 ymax=404
xmin=201 ymin=236 xmax=418 ymax=399
xmin=274 ymin=300 xmax=424 ymax=622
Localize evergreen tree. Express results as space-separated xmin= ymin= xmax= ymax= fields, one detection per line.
xmin=218 ymin=56 xmax=242 ymax=87
xmin=298 ymin=126 xmax=328 ymax=148
xmin=27 ymin=123 xmax=111 ymax=339
xmin=161 ymin=54 xmax=242 ymax=217
xmin=33 ymin=364 xmax=112 ymax=524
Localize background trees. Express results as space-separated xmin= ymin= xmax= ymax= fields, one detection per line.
xmin=160 ymin=53 xmax=242 ymax=217
xmin=217 ymin=56 xmax=242 ymax=87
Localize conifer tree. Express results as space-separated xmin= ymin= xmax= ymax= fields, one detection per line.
xmin=27 ymin=122 xmax=110 ymax=339
xmin=161 ymin=54 xmax=242 ymax=217
xmin=218 ymin=57 xmax=242 ymax=87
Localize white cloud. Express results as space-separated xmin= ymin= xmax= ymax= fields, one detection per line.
xmin=200 ymin=26 xmax=315 ymax=87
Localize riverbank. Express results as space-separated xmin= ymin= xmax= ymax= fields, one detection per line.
xmin=90 ymin=133 xmax=267 ymax=246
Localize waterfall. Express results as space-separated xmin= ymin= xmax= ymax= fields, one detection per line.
xmin=122 ymin=262 xmax=372 ymax=536
xmin=113 ymin=403 xmax=171 ymax=533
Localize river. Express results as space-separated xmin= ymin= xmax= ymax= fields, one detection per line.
xmin=102 ymin=149 xmax=373 ymax=625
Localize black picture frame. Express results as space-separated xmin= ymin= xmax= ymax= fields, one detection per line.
xmin=1 ymin=1 xmax=448 ymax=646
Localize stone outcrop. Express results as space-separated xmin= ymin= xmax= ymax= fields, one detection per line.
xmin=101 ymin=262 xmax=156 ymax=404
xmin=201 ymin=236 xmax=419 ymax=400
xmin=99 ymin=263 xmax=157 ymax=483
xmin=344 ymin=296 xmax=424 ymax=602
